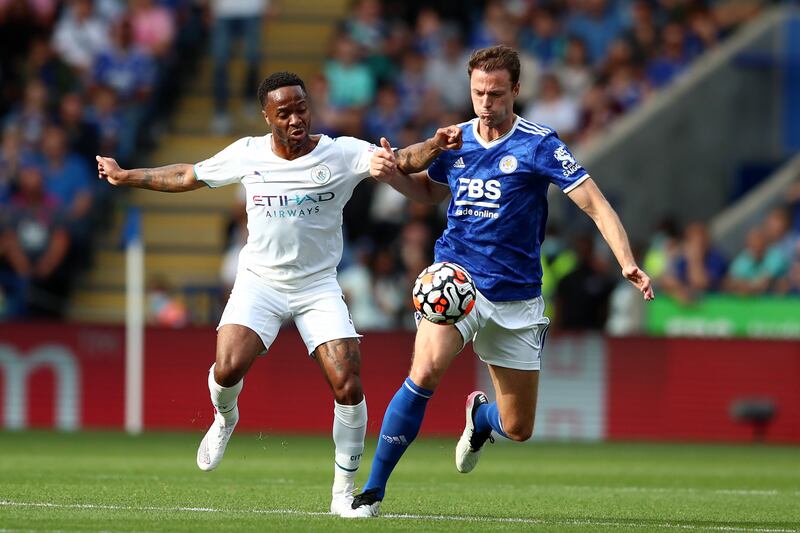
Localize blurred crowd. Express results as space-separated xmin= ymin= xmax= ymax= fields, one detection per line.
xmin=313 ymin=0 xmax=775 ymax=332
xmin=1 ymin=0 xmax=790 ymax=329
xmin=0 ymin=0 xmax=201 ymax=319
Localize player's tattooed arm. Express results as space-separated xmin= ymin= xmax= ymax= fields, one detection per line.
xmin=395 ymin=125 xmax=462 ymax=173
xmin=96 ymin=156 xmax=205 ymax=192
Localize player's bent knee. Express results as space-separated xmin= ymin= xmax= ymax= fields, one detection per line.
xmin=332 ymin=374 xmax=363 ymax=405
xmin=214 ymin=354 xmax=249 ymax=386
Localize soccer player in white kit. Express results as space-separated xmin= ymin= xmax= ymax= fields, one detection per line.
xmin=95 ymin=72 xmax=462 ymax=515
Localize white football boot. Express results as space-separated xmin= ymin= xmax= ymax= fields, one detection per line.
xmin=330 ymin=484 xmax=355 ymax=516
xmin=455 ymin=391 xmax=494 ymax=473
xmin=339 ymin=488 xmax=382 ymax=518
xmin=196 ymin=407 xmax=238 ymax=471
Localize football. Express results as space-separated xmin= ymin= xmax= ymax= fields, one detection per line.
xmin=412 ymin=262 xmax=476 ymax=325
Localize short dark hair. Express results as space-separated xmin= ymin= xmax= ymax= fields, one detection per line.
xmin=467 ymin=45 xmax=521 ymax=86
xmin=257 ymin=72 xmax=307 ymax=107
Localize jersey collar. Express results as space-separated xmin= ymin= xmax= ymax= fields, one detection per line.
xmin=471 ymin=115 xmax=520 ymax=150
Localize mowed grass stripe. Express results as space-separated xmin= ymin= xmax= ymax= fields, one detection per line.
xmin=1 ymin=431 xmax=798 ymax=532
xmin=1 ymin=501 xmax=798 ymax=532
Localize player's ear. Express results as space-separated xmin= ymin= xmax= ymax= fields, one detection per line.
xmin=512 ymin=81 xmax=520 ymax=98
xmin=262 ymin=109 xmax=270 ymax=125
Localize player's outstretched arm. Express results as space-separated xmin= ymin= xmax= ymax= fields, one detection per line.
xmin=394 ymin=125 xmax=462 ymax=174
xmin=567 ymin=178 xmax=655 ymax=301
xmin=370 ymin=138 xmax=450 ymax=205
xmin=96 ymin=156 xmax=205 ymax=193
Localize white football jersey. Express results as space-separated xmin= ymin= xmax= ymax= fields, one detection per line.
xmin=194 ymin=134 xmax=374 ymax=290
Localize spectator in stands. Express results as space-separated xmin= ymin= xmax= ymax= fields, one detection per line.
xmin=363 ymin=83 xmax=406 ymax=144
xmin=86 ymin=84 xmax=123 ymax=160
xmin=520 ymin=7 xmax=567 ymax=67
xmin=646 ymin=23 xmax=690 ymax=88
xmin=91 ymin=16 xmax=156 ymax=165
xmin=424 ymin=25 xmax=470 ymax=114
xmin=0 ymin=163 xmax=71 ymax=318
xmin=129 ymin=0 xmax=175 ymax=59
xmin=761 ymin=205 xmax=795 ymax=271
xmin=723 ymin=227 xmax=779 ymax=295
xmin=555 ymin=235 xmax=616 ymax=331
xmin=57 ymin=92 xmax=99 ymax=166
xmin=39 ymin=124 xmax=94 ymax=251
xmin=623 ymin=0 xmax=658 ymax=65
xmin=555 ymin=38 xmax=593 ymax=102
xmin=52 ymin=0 xmax=111 ymax=74
xmin=393 ymin=48 xmax=431 ymax=121
xmin=147 ymin=275 xmax=189 ymax=327
xmin=344 ymin=0 xmax=386 ymax=57
xmin=523 ymin=74 xmax=579 ymax=141
xmin=21 ymin=37 xmax=79 ymax=106
xmin=324 ymin=33 xmax=376 ymax=110
xmin=209 ymin=0 xmax=270 ymax=135
xmin=577 ymin=80 xmax=623 ymax=143
xmin=470 ymin=0 xmax=512 ymax=50
xmin=0 ymin=125 xmax=24 ymax=205
xmin=775 ymin=240 xmax=800 ymax=295
xmin=0 ymin=0 xmax=47 ymax=96
xmin=414 ymin=7 xmax=445 ymax=58
xmin=565 ymin=0 xmax=623 ymax=65
xmin=4 ymin=79 xmax=50 ymax=150
xmin=787 ymin=179 xmax=800 ymax=234
xmin=659 ymin=221 xmax=727 ymax=303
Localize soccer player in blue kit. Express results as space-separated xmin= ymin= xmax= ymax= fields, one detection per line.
xmin=344 ymin=45 xmax=655 ymax=518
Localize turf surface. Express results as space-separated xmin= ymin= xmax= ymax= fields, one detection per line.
xmin=0 ymin=431 xmax=798 ymax=532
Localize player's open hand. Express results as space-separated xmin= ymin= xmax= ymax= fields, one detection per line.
xmin=433 ymin=125 xmax=462 ymax=151
xmin=623 ymin=265 xmax=655 ymax=301
xmin=96 ymin=155 xmax=126 ymax=186
xmin=370 ymin=137 xmax=397 ymax=182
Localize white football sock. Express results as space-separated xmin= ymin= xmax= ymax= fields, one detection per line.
xmin=332 ymin=397 xmax=367 ymax=493
xmin=208 ymin=363 xmax=242 ymax=425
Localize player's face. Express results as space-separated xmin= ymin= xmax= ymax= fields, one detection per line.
xmin=263 ymin=86 xmax=311 ymax=149
xmin=470 ymin=69 xmax=520 ymax=130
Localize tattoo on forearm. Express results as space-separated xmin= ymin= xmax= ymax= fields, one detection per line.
xmin=140 ymin=165 xmax=191 ymax=192
xmin=397 ymin=140 xmax=440 ymax=173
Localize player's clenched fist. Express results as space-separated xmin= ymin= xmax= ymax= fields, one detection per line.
xmin=433 ymin=125 xmax=462 ymax=151
xmin=370 ymin=137 xmax=397 ymax=182
xmin=96 ymin=155 xmax=126 ymax=186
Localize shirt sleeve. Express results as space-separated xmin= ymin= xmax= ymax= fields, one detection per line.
xmin=533 ymin=133 xmax=589 ymax=193
xmin=194 ymin=138 xmax=249 ymax=188
xmin=426 ymin=154 xmax=449 ymax=184
xmin=335 ymin=136 xmax=376 ymax=179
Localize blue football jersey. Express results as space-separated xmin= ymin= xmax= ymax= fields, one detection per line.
xmin=427 ymin=117 xmax=589 ymax=301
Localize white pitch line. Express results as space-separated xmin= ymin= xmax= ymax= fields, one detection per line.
xmin=0 ymin=500 xmax=797 ymax=533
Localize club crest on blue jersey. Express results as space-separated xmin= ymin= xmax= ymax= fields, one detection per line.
xmin=498 ymin=155 xmax=517 ymax=174
xmin=311 ymin=164 xmax=332 ymax=184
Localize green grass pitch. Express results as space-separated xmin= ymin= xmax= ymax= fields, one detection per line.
xmin=0 ymin=431 xmax=798 ymax=532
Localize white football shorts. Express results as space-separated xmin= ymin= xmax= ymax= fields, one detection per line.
xmin=453 ymin=289 xmax=550 ymax=371
xmin=218 ymin=268 xmax=361 ymax=355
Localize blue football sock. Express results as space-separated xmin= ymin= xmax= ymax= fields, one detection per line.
xmin=474 ymin=401 xmax=509 ymax=439
xmin=364 ymin=377 xmax=432 ymax=499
